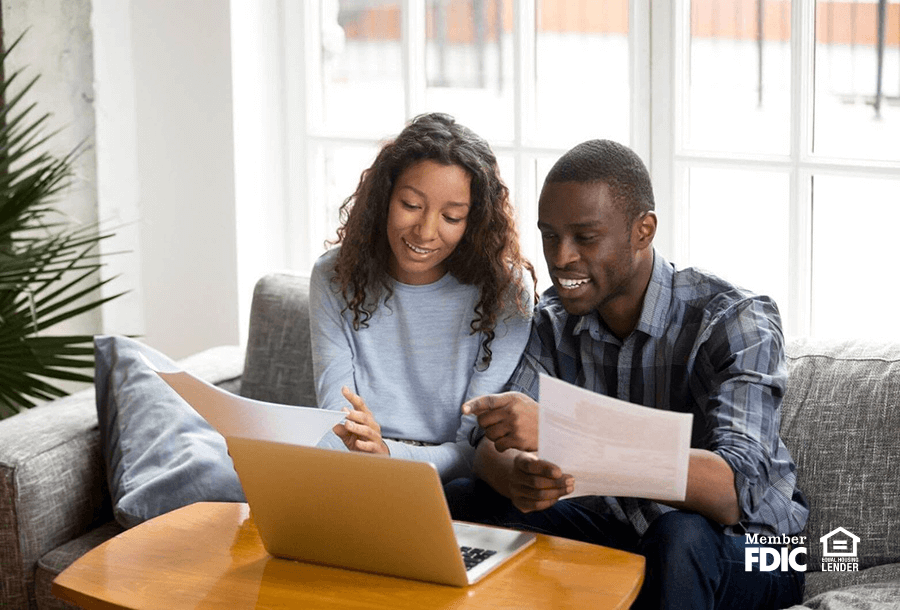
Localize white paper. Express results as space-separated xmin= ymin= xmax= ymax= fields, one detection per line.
xmin=537 ymin=374 xmax=692 ymax=502
xmin=140 ymin=353 xmax=345 ymax=446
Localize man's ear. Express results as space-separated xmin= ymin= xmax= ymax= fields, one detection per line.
xmin=633 ymin=211 xmax=657 ymax=250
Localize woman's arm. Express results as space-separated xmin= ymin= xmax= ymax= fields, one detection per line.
xmin=308 ymin=253 xmax=357 ymax=413
xmin=309 ymin=253 xmax=360 ymax=452
xmin=385 ymin=437 xmax=476 ymax=484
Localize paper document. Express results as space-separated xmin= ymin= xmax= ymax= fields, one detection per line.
xmin=537 ymin=374 xmax=692 ymax=502
xmin=140 ymin=353 xmax=345 ymax=447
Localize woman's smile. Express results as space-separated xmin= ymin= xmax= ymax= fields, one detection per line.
xmin=402 ymin=237 xmax=437 ymax=255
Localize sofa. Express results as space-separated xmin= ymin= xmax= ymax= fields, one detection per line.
xmin=1 ymin=272 xmax=898 ymax=609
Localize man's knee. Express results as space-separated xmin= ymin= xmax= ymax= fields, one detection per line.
xmin=443 ymin=477 xmax=508 ymax=523
xmin=639 ymin=510 xmax=721 ymax=562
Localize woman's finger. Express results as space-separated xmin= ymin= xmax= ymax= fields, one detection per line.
xmin=352 ymin=439 xmax=384 ymax=453
xmin=341 ymin=386 xmax=372 ymax=413
xmin=332 ymin=421 xmax=359 ymax=449
xmin=343 ymin=418 xmax=380 ymax=442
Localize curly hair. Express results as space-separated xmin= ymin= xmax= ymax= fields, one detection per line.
xmin=330 ymin=112 xmax=535 ymax=368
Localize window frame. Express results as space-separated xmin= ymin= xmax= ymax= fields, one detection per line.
xmin=286 ymin=0 xmax=900 ymax=338
xmin=289 ymin=0 xmax=651 ymax=289
xmin=660 ymin=0 xmax=900 ymax=337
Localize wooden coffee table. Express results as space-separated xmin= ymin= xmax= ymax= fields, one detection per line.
xmin=53 ymin=502 xmax=645 ymax=609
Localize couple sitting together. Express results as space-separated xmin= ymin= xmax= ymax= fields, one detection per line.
xmin=308 ymin=112 xmax=809 ymax=610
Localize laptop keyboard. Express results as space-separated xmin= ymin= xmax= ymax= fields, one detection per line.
xmin=460 ymin=546 xmax=497 ymax=570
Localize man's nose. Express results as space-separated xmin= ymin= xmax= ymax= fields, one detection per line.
xmin=550 ymin=238 xmax=578 ymax=269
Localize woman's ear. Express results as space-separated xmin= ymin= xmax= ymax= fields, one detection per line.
xmin=633 ymin=211 xmax=657 ymax=250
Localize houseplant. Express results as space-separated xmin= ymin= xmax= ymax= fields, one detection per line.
xmin=0 ymin=34 xmax=122 ymax=418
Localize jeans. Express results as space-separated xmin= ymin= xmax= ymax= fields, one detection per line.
xmin=444 ymin=478 xmax=804 ymax=610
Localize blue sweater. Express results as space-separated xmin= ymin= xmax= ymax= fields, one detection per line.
xmin=309 ymin=247 xmax=533 ymax=482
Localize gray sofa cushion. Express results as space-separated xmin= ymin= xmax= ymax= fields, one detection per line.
xmin=791 ymin=580 xmax=900 ymax=609
xmin=95 ymin=335 xmax=245 ymax=528
xmin=781 ymin=338 xmax=900 ymax=574
xmin=0 ymin=389 xmax=108 ymax=610
xmin=34 ymin=521 xmax=124 ymax=610
xmin=240 ymin=273 xmax=318 ymax=407
xmin=803 ymin=564 xmax=900 ymax=602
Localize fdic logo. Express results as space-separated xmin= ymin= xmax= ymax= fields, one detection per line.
xmin=744 ymin=534 xmax=808 ymax=572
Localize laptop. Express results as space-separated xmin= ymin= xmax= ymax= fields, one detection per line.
xmin=225 ymin=436 xmax=536 ymax=586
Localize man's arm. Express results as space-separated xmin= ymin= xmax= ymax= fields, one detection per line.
xmin=463 ymin=391 xmax=539 ymax=452
xmin=472 ymin=438 xmax=517 ymax=498
xmin=666 ymin=449 xmax=741 ymax=526
xmin=472 ymin=438 xmax=573 ymax=513
xmin=699 ymin=296 xmax=806 ymax=534
xmin=466 ymin=391 xmax=742 ymax=525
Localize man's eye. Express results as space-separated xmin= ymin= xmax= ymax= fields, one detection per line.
xmin=576 ymin=234 xmax=599 ymax=243
xmin=540 ymin=233 xmax=556 ymax=241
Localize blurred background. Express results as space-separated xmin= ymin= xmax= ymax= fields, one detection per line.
xmin=299 ymin=0 xmax=899 ymax=341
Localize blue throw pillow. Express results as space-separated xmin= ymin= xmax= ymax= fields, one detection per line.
xmin=94 ymin=335 xmax=245 ymax=528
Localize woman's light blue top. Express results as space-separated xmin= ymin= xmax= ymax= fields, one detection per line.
xmin=309 ymin=247 xmax=533 ymax=482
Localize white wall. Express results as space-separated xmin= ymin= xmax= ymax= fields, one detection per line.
xmin=2 ymin=0 xmax=100 ymax=337
xmin=93 ymin=0 xmax=242 ymax=359
xmin=91 ymin=0 xmax=144 ymax=340
xmin=9 ymin=0 xmax=307 ymax=362
xmin=230 ymin=0 xmax=291 ymax=346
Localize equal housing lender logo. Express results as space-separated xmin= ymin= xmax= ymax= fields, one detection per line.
xmin=744 ymin=526 xmax=862 ymax=572
xmin=819 ymin=527 xmax=860 ymax=572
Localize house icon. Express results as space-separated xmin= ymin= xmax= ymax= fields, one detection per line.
xmin=820 ymin=527 xmax=860 ymax=557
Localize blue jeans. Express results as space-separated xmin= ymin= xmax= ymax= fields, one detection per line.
xmin=444 ymin=478 xmax=804 ymax=610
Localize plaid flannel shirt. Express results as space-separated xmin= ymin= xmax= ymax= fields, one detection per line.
xmin=503 ymin=251 xmax=809 ymax=537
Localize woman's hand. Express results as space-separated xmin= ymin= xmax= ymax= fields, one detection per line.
xmin=332 ymin=386 xmax=390 ymax=455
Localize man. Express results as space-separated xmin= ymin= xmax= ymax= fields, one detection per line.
xmin=446 ymin=140 xmax=809 ymax=609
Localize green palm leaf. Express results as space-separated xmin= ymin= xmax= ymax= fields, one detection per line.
xmin=0 ymin=33 xmax=125 ymax=417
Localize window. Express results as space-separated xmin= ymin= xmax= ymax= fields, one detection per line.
xmin=291 ymin=0 xmax=900 ymax=339
xmin=670 ymin=0 xmax=900 ymax=339
xmin=295 ymin=0 xmax=644 ymax=293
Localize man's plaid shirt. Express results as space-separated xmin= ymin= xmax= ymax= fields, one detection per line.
xmin=504 ymin=251 xmax=809 ymax=537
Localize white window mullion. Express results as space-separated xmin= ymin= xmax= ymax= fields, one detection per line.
xmin=403 ymin=0 xmax=426 ymax=120
xmin=630 ymin=0 xmax=651 ymax=163
xmin=513 ymin=0 xmax=539 ymax=264
xmin=651 ymin=0 xmax=681 ymax=263
xmin=286 ymin=0 xmax=315 ymax=272
xmin=515 ymin=0 xmax=536 ymax=149
xmin=788 ymin=0 xmax=816 ymax=337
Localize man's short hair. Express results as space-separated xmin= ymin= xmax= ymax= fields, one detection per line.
xmin=544 ymin=139 xmax=655 ymax=224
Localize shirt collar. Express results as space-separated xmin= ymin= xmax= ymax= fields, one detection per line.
xmin=635 ymin=250 xmax=672 ymax=339
xmin=570 ymin=249 xmax=672 ymax=340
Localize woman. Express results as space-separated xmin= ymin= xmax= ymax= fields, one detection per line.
xmin=309 ymin=112 xmax=535 ymax=483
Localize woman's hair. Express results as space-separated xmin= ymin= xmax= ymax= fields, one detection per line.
xmin=330 ymin=112 xmax=535 ymax=368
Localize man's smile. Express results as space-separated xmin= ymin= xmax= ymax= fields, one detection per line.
xmin=556 ymin=277 xmax=592 ymax=291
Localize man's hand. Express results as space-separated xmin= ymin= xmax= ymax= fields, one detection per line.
xmin=508 ymin=452 xmax=573 ymax=513
xmin=332 ymin=386 xmax=390 ymax=455
xmin=462 ymin=392 xmax=538 ymax=452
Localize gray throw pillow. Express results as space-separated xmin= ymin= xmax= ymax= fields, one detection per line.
xmin=94 ymin=335 xmax=245 ymax=528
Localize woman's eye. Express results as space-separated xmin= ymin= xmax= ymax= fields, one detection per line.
xmin=443 ymin=215 xmax=464 ymax=224
xmin=401 ymin=201 xmax=420 ymax=210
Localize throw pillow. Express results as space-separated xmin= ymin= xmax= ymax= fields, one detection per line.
xmin=94 ymin=335 xmax=245 ymax=528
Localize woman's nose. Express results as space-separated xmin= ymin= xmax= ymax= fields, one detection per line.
xmin=415 ymin=212 xmax=440 ymax=241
